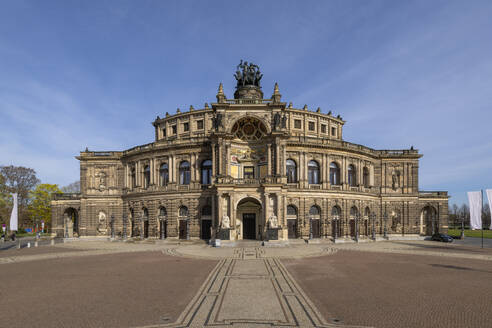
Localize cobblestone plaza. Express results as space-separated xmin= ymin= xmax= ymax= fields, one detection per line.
xmin=1 ymin=240 xmax=491 ymax=328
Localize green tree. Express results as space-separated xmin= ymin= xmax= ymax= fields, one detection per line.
xmin=27 ymin=184 xmax=62 ymax=231
xmin=0 ymin=165 xmax=40 ymax=228
xmin=0 ymin=173 xmax=11 ymax=227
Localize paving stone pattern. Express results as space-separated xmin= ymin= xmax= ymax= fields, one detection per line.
xmin=144 ymin=248 xmax=364 ymax=328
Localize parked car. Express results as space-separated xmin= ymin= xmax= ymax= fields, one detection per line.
xmin=431 ymin=233 xmax=453 ymax=242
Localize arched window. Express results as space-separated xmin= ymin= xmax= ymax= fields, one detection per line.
xmin=201 ymin=205 xmax=212 ymax=216
xmin=159 ymin=207 xmax=167 ymax=217
xmin=201 ymin=160 xmax=212 ymax=185
xmin=144 ymin=165 xmax=150 ymax=188
xmin=364 ymin=207 xmax=370 ymax=218
xmin=179 ymin=161 xmax=190 ymax=185
xmin=348 ymin=164 xmax=356 ymax=187
xmin=363 ymin=167 xmax=369 ymax=188
xmin=329 ymin=162 xmax=340 ymax=185
xmin=131 ymin=167 xmax=136 ymax=188
xmin=287 ymin=205 xmax=297 ymax=216
xmin=331 ymin=206 xmax=341 ymax=218
xmin=160 ymin=163 xmax=169 ymax=186
xmin=308 ymin=160 xmax=320 ymax=184
xmin=179 ymin=206 xmax=189 ymax=217
xmin=350 ymin=206 xmax=358 ymax=218
xmin=143 ymin=207 xmax=149 ymax=219
xmin=309 ymin=205 xmax=321 ymax=216
xmin=286 ymin=159 xmax=297 ymax=183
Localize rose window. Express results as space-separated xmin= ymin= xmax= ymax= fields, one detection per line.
xmin=231 ymin=117 xmax=267 ymax=141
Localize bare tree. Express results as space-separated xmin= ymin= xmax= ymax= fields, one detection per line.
xmin=61 ymin=181 xmax=80 ymax=193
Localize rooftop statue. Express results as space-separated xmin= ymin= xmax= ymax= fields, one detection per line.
xmin=234 ymin=60 xmax=263 ymax=88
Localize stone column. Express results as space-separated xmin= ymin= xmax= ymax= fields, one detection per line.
xmin=211 ymin=193 xmax=217 ymax=229
xmin=275 ymin=143 xmax=280 ymax=175
xmin=191 ymin=153 xmax=196 ymax=183
xmin=226 ymin=144 xmax=230 ymax=176
xmin=218 ymin=143 xmax=223 ymax=176
xmin=267 ymin=143 xmax=272 ymax=176
xmin=150 ymin=158 xmax=155 ymax=185
xmin=125 ymin=164 xmax=129 ymax=188
xmin=282 ymin=144 xmax=286 ymax=176
xmin=217 ymin=192 xmax=224 ymax=228
xmin=212 ymin=143 xmax=216 ymax=178
xmin=170 ymin=155 xmax=175 ymax=183
xmin=263 ymin=192 xmax=270 ymax=239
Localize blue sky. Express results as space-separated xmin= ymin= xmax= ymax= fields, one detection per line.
xmin=1 ymin=0 xmax=491 ymax=205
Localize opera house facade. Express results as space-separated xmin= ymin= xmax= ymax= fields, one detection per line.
xmin=51 ymin=62 xmax=449 ymax=241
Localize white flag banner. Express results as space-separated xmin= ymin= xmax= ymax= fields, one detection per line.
xmin=486 ymin=189 xmax=492 ymax=230
xmin=467 ymin=191 xmax=482 ymax=230
xmin=9 ymin=193 xmax=18 ymax=232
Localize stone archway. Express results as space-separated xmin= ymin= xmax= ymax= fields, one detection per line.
xmin=63 ymin=207 xmax=79 ymax=238
xmin=236 ymin=197 xmax=262 ymax=240
xmin=421 ymin=206 xmax=438 ymax=235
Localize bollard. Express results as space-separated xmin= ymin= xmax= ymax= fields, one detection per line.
xmin=27 ymin=242 xmax=31 ymax=248
xmin=17 ymin=241 xmax=21 ymax=249
xmin=51 ymin=239 xmax=55 ymax=246
xmin=34 ymin=241 xmax=38 ymax=247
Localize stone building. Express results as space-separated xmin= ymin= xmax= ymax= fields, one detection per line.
xmin=51 ymin=62 xmax=449 ymax=241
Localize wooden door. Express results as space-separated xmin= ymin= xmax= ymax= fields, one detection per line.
xmin=160 ymin=220 xmax=167 ymax=239
xmin=201 ymin=220 xmax=212 ymax=240
xmin=311 ymin=219 xmax=320 ymax=238
xmin=287 ymin=219 xmax=297 ymax=239
xmin=144 ymin=220 xmax=149 ymax=238
xmin=243 ymin=213 xmax=256 ymax=239
xmin=179 ymin=220 xmax=187 ymax=239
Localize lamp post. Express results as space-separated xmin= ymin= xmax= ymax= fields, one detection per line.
xmin=371 ymin=213 xmax=376 ymax=241
xmin=383 ymin=212 xmax=388 ymax=239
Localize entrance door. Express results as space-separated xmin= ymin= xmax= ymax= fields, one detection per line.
xmin=287 ymin=219 xmax=297 ymax=239
xmin=201 ymin=220 xmax=212 ymax=240
xmin=144 ymin=220 xmax=149 ymax=238
xmin=243 ymin=213 xmax=256 ymax=239
xmin=179 ymin=220 xmax=187 ymax=239
xmin=350 ymin=219 xmax=356 ymax=237
xmin=311 ymin=219 xmax=320 ymax=238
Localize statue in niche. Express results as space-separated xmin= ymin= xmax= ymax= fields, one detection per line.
xmin=281 ymin=114 xmax=287 ymax=128
xmin=221 ymin=215 xmax=230 ymax=229
xmin=212 ymin=113 xmax=223 ymax=130
xmin=269 ymin=215 xmax=278 ymax=229
xmin=96 ymin=171 xmax=107 ymax=191
xmin=97 ymin=211 xmax=107 ymax=235
xmin=273 ymin=112 xmax=281 ymax=130
xmin=392 ymin=170 xmax=401 ymax=190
